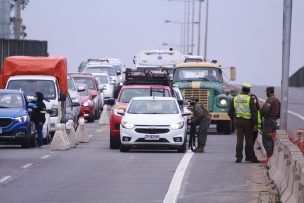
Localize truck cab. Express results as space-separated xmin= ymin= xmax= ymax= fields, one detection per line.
xmin=173 ymin=61 xmax=236 ymax=134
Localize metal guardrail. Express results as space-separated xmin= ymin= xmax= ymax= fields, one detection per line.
xmin=0 ymin=38 xmax=48 ymax=71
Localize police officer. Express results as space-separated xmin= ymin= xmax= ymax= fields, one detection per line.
xmin=189 ymin=97 xmax=211 ymax=153
xmin=31 ymin=92 xmax=47 ymax=147
xmin=228 ymin=83 xmax=259 ymax=163
xmin=260 ymin=86 xmax=280 ymax=161
xmin=245 ymin=94 xmax=262 ymax=161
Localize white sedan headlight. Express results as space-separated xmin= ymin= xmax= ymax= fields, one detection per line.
xmin=15 ymin=115 xmax=29 ymax=122
xmin=121 ymin=121 xmax=135 ymax=129
xmin=170 ymin=121 xmax=184 ymax=130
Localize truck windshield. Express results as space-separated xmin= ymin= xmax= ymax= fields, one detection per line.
xmin=7 ymin=80 xmax=56 ymax=100
xmin=85 ymin=66 xmax=116 ymax=76
xmin=174 ymin=67 xmax=223 ymax=82
xmin=128 ymin=100 xmax=178 ymax=114
xmin=119 ymin=88 xmax=170 ymax=103
xmin=0 ymin=93 xmax=24 ymax=108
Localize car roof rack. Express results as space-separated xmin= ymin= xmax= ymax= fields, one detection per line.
xmin=124 ymin=68 xmax=172 ymax=86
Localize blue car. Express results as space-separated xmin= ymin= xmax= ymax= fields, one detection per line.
xmin=0 ymin=89 xmax=36 ymax=148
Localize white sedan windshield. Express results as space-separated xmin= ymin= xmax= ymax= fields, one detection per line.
xmin=128 ymin=100 xmax=178 ymax=114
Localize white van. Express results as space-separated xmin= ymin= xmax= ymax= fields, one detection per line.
xmin=6 ymin=75 xmax=65 ymax=139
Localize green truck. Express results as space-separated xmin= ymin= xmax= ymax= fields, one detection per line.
xmin=173 ymin=61 xmax=236 ymax=134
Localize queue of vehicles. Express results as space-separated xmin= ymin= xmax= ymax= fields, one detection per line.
xmin=0 ymin=56 xmax=118 ymax=148
xmin=0 ymin=50 xmax=236 ymax=152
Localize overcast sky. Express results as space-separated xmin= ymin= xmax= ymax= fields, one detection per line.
xmin=22 ymin=0 xmax=304 ymax=86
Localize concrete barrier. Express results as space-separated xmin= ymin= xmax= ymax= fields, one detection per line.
xmin=66 ymin=120 xmax=77 ymax=148
xmin=76 ymin=117 xmax=89 ymax=143
xmin=267 ymin=130 xmax=304 ymax=203
xmin=286 ymin=160 xmax=304 ymax=203
xmin=51 ymin=124 xmax=70 ymax=151
xmin=99 ymin=105 xmax=110 ymax=125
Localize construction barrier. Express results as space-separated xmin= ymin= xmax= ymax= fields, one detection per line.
xmin=50 ymin=124 xmax=70 ymax=151
xmin=66 ymin=120 xmax=77 ymax=148
xmin=268 ymin=130 xmax=304 ymax=203
xmin=76 ymin=117 xmax=90 ymax=143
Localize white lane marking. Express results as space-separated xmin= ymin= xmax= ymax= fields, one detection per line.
xmin=21 ymin=163 xmax=32 ymax=169
xmin=41 ymin=155 xmax=51 ymax=160
xmin=259 ymin=97 xmax=304 ymax=121
xmin=163 ymin=150 xmax=194 ymax=203
xmin=0 ymin=176 xmax=12 ymax=183
xmin=89 ymin=134 xmax=94 ymax=138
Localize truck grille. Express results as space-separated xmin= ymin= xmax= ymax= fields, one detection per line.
xmin=135 ymin=128 xmax=170 ymax=134
xmin=183 ymin=89 xmax=209 ymax=107
xmin=0 ymin=118 xmax=13 ymax=128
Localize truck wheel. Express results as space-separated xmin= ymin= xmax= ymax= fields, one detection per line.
xmin=88 ymin=116 xmax=95 ymax=123
xmin=120 ymin=144 xmax=129 ymax=152
xmin=110 ymin=134 xmax=120 ymax=149
xmin=222 ymin=121 xmax=232 ymax=135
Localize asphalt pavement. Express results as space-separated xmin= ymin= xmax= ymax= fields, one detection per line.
xmin=0 ymin=105 xmax=275 ymax=203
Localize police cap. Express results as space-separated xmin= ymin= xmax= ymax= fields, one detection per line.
xmin=242 ymin=83 xmax=252 ymax=89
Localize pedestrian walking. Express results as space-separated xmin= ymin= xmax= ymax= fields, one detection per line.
xmin=245 ymin=94 xmax=262 ymax=161
xmin=188 ymin=97 xmax=211 ymax=153
xmin=228 ymin=83 xmax=260 ymax=163
xmin=260 ymin=86 xmax=280 ymax=162
xmin=31 ymin=92 xmax=47 ymax=147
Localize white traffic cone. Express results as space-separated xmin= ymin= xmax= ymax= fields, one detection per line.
xmin=76 ymin=117 xmax=90 ymax=143
xmin=66 ymin=120 xmax=77 ymax=148
xmin=51 ymin=124 xmax=69 ymax=151
xmin=60 ymin=124 xmax=70 ymax=149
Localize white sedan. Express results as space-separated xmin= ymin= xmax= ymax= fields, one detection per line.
xmin=118 ymin=96 xmax=191 ymax=152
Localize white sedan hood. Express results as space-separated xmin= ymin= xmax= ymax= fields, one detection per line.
xmin=123 ymin=114 xmax=183 ymax=126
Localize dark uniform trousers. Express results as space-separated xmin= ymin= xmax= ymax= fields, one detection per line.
xmin=190 ymin=117 xmax=210 ymax=147
xmin=262 ymin=119 xmax=277 ymax=156
xmin=235 ymin=118 xmax=257 ymax=161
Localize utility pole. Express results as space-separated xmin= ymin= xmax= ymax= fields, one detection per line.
xmin=14 ymin=0 xmax=21 ymax=39
xmin=197 ymin=0 xmax=203 ymax=55
xmin=280 ymin=0 xmax=293 ymax=130
xmin=203 ymin=0 xmax=209 ymax=60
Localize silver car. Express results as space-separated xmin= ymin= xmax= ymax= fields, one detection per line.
xmin=92 ymin=73 xmax=115 ymax=99
xmin=67 ymin=76 xmax=81 ymax=117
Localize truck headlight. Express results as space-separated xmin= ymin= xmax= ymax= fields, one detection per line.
xmin=218 ymin=98 xmax=229 ymax=107
xmin=121 ymin=121 xmax=135 ymax=129
xmin=170 ymin=121 xmax=184 ymax=130
xmin=15 ymin=115 xmax=29 ymax=122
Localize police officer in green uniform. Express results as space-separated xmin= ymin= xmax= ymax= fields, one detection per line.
xmin=228 ymin=83 xmax=260 ymax=163
xmin=189 ymin=97 xmax=211 ymax=153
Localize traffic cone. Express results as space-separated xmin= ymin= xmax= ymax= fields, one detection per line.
xmin=66 ymin=120 xmax=77 ymax=148
xmin=51 ymin=124 xmax=70 ymax=151
xmin=76 ymin=117 xmax=89 ymax=143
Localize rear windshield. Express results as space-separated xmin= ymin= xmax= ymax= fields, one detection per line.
xmin=94 ymin=75 xmax=109 ymax=84
xmin=85 ymin=66 xmax=116 ymax=76
xmin=72 ymin=77 xmax=96 ymax=90
xmin=7 ymin=80 xmax=56 ymax=100
xmin=119 ymin=88 xmax=170 ymax=103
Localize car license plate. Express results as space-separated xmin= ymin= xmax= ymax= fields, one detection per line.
xmin=145 ymin=135 xmax=160 ymax=140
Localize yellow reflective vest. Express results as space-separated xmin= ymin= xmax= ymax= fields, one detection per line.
xmin=234 ymin=94 xmax=251 ymax=119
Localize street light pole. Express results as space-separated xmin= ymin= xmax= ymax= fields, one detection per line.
xmin=280 ymin=0 xmax=293 ymax=130
xmin=197 ymin=0 xmax=203 ymax=55
xmin=191 ymin=0 xmax=195 ymax=54
xmin=164 ymin=20 xmax=185 ymax=53
xmin=203 ymin=0 xmax=209 ymax=60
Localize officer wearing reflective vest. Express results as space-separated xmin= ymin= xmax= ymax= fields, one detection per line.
xmin=228 ymin=83 xmax=260 ymax=163
xmin=31 ymin=92 xmax=47 ymax=147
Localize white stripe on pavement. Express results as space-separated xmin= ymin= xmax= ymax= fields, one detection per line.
xmin=163 ymin=150 xmax=194 ymax=203
xmin=22 ymin=163 xmax=33 ymax=169
xmin=89 ymin=134 xmax=94 ymax=138
xmin=258 ymin=97 xmax=304 ymax=121
xmin=41 ymin=155 xmax=51 ymax=160
xmin=0 ymin=176 xmax=12 ymax=183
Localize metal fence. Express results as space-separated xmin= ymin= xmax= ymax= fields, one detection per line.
xmin=0 ymin=38 xmax=48 ymax=71
xmin=289 ymin=66 xmax=304 ymax=87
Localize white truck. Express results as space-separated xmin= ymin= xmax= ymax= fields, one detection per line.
xmin=1 ymin=56 xmax=68 ymax=141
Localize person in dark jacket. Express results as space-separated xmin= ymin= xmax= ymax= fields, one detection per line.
xmin=31 ymin=92 xmax=46 ymax=147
